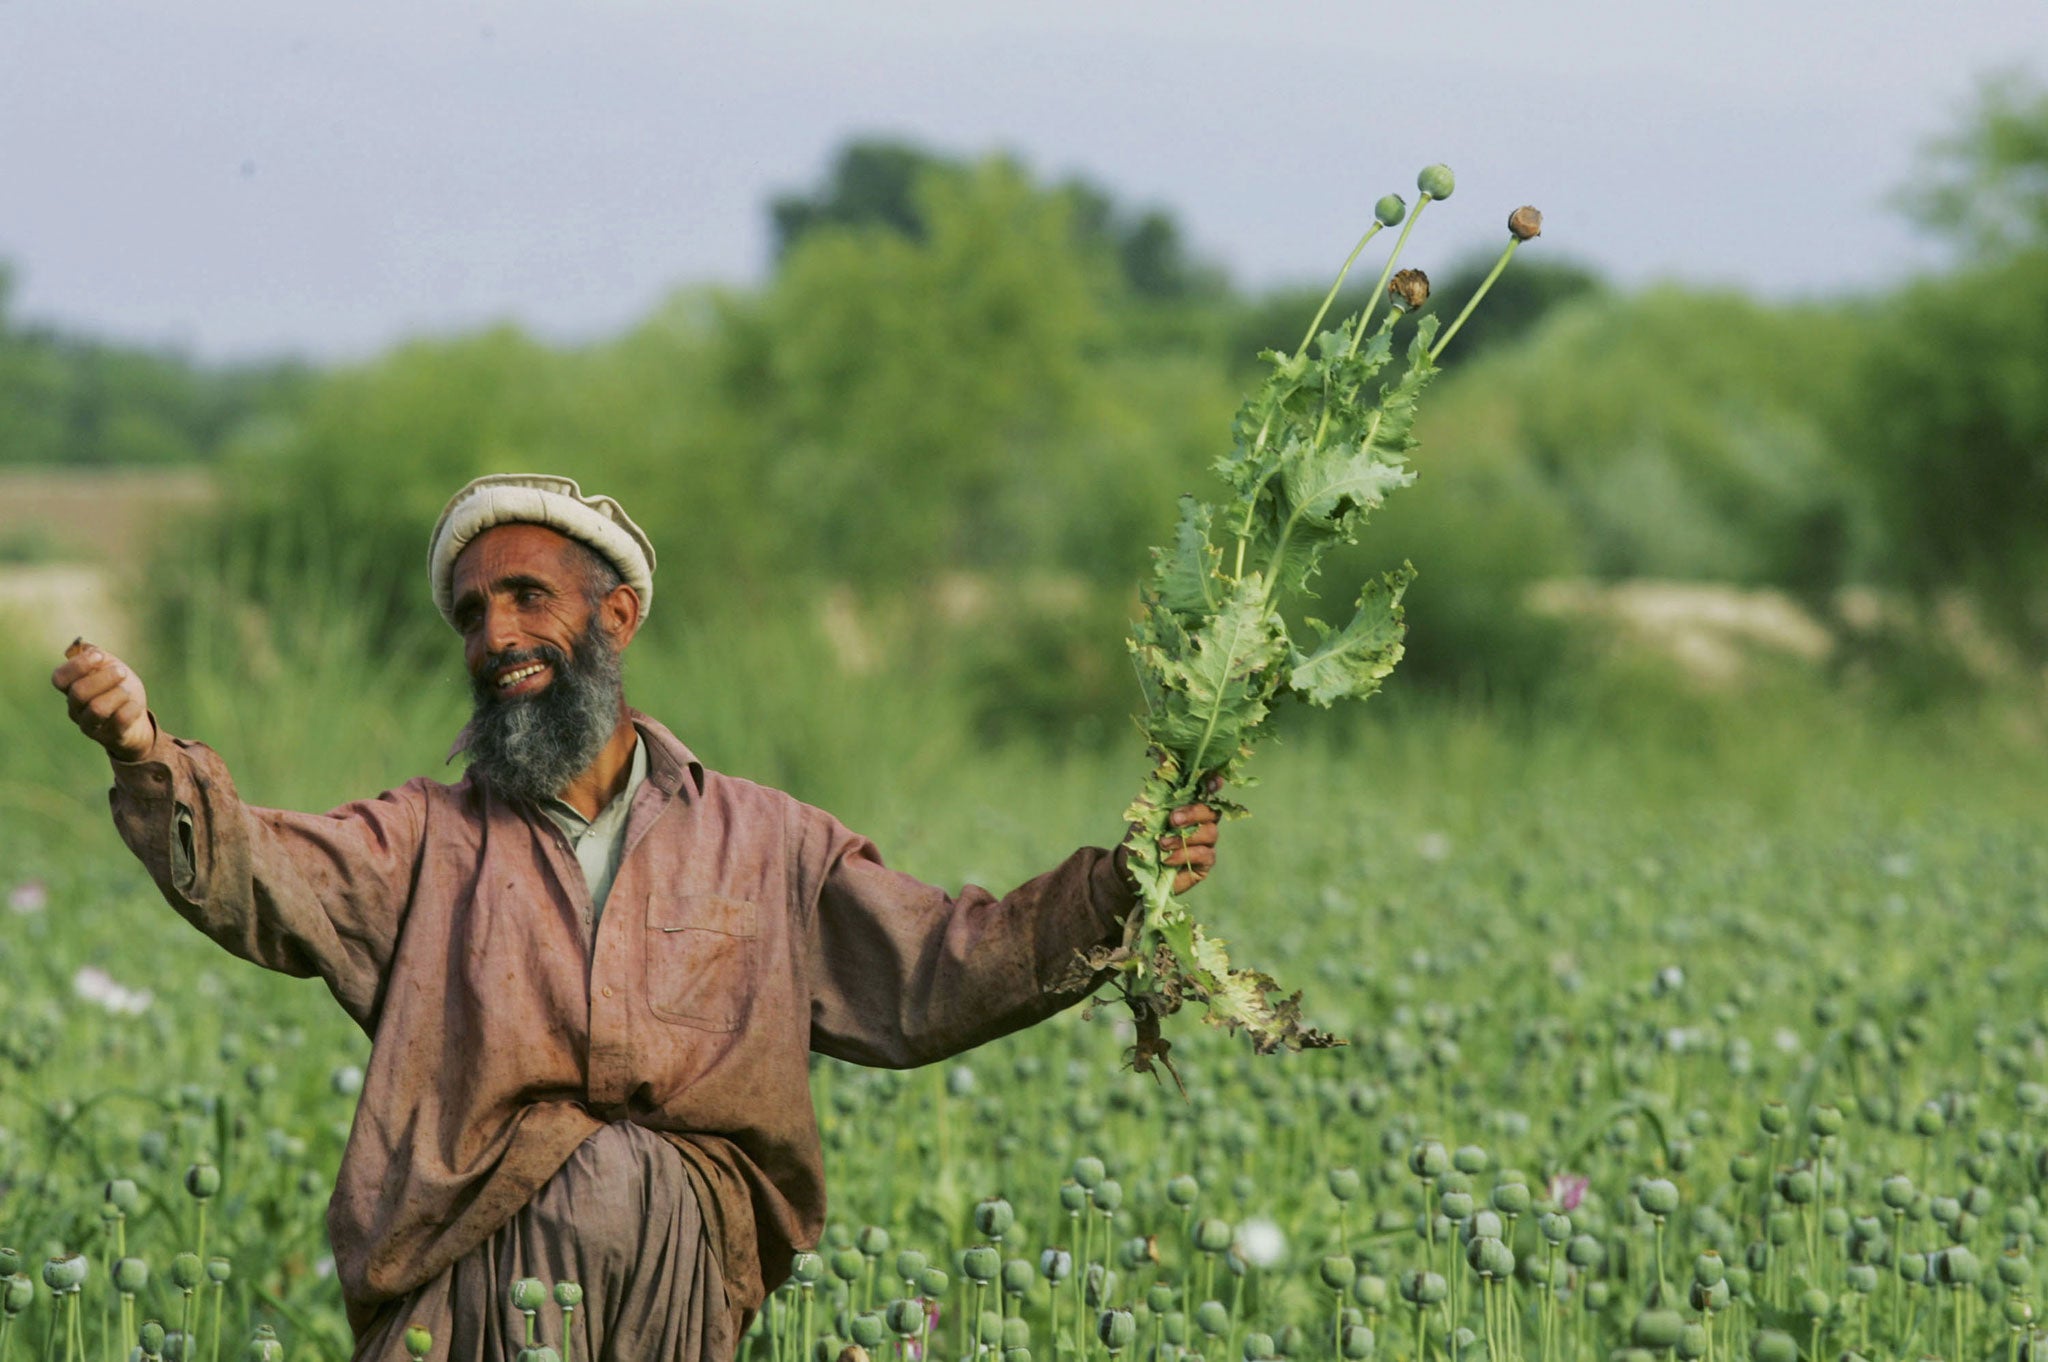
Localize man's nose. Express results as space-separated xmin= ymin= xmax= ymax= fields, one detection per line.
xmin=482 ymin=600 xmax=524 ymax=658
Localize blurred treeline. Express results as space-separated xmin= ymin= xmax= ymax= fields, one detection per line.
xmin=5 ymin=74 xmax=2047 ymax=744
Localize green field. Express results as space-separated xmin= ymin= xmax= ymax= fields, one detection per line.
xmin=5 ymin=616 xmax=2044 ymax=1362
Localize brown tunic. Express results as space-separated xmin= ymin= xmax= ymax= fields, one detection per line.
xmin=107 ymin=710 xmax=1133 ymax=1342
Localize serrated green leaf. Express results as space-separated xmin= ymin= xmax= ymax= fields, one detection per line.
xmin=1149 ymin=496 xmax=1220 ymax=617
xmin=1287 ymin=565 xmax=1415 ymax=707
xmin=1276 ymin=437 xmax=1417 ymax=531
xmin=1138 ymin=575 xmax=1288 ymax=776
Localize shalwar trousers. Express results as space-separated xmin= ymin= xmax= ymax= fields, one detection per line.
xmin=354 ymin=1122 xmax=732 ymax=1362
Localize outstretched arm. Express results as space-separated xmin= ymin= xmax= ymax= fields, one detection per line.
xmin=53 ymin=643 xmax=425 ymax=1030
xmin=797 ymin=793 xmax=1221 ymax=1069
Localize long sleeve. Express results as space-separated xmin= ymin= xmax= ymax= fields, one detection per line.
xmin=107 ymin=721 xmax=427 ymax=1031
xmin=795 ymin=804 xmax=1136 ymax=1068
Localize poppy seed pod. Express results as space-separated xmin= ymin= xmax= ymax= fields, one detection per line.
xmin=1751 ymin=1331 xmax=1797 ymax=1362
xmin=1193 ymin=1219 xmax=1233 ymax=1254
xmin=140 ymin=1321 xmax=166 ymax=1354
xmin=975 ymin=1311 xmax=1005 ymax=1347
xmin=1631 ymin=1311 xmax=1684 ymax=1349
xmin=509 ymin=1278 xmax=548 ymax=1311
xmin=168 ymin=1254 xmax=204 ymax=1292
xmin=1162 ymin=1311 xmax=1189 ymax=1346
xmin=1799 ymin=1288 xmax=1830 ymax=1319
xmin=1147 ymin=1285 xmax=1175 ymax=1315
xmin=1845 ymin=1264 xmax=1879 ymax=1295
xmin=1093 ymin=1180 xmax=1124 ymax=1212
xmin=553 ymin=1282 xmax=582 ymax=1308
xmin=1693 ymin=1252 xmax=1725 ymax=1287
xmin=206 ymin=1258 xmax=231 ymax=1285
xmin=857 ymin=1226 xmax=891 ymax=1258
xmin=1638 ymin=1179 xmax=1680 ymax=1217
xmin=1039 ymin=1250 xmax=1072 ymax=1283
xmin=1408 ymin=1142 xmax=1449 ymax=1179
xmin=1099 ymin=1309 xmax=1137 ymax=1353
xmin=1374 ymin=195 xmax=1407 ymax=228
xmin=1584 ymin=1281 xmax=1611 ymax=1310
xmin=1777 ymin=1169 xmax=1817 ymax=1205
xmin=1453 ymin=1146 xmax=1489 ymax=1175
xmin=1689 ymin=1279 xmax=1730 ymax=1313
xmin=1072 ymin=1158 xmax=1107 ymax=1190
xmin=105 ymin=1179 xmax=141 ymax=1214
xmin=1241 ymin=1333 xmax=1277 ymax=1362
xmin=1507 ymin=207 xmax=1542 ymax=241
xmin=1352 ymin=1274 xmax=1388 ymax=1309
xmin=894 ymin=1250 xmax=927 ymax=1283
xmin=975 ymin=1198 xmax=1016 ymax=1240
xmin=1060 ymin=1183 xmax=1090 ymax=1214
xmin=1677 ymin=1325 xmax=1708 ymax=1362
xmin=0 ymin=1250 xmax=18 ymax=1279
xmin=2005 ymin=1298 xmax=2035 ymax=1328
xmin=1759 ymin=1102 xmax=1791 ymax=1135
xmin=962 ymin=1246 xmax=1001 ymax=1284
xmin=1913 ymin=1104 xmax=1945 ymax=1137
xmin=184 ymin=1163 xmax=221 ymax=1200
xmin=1416 ymin=165 xmax=1455 ymax=200
xmin=849 ymin=1315 xmax=887 ymax=1350
xmin=1566 ymin=1235 xmax=1604 ymax=1269
xmin=1439 ymin=1191 xmax=1475 ymax=1221
xmin=1167 ymin=1175 xmax=1200 ymax=1207
xmin=884 ymin=1299 xmax=924 ymax=1338
xmin=1881 ymin=1174 xmax=1915 ymax=1209
xmin=1002 ymin=1318 xmax=1029 ymax=1352
xmin=404 ymin=1324 xmax=433 ymax=1360
xmin=2 ymin=1275 xmax=32 ymax=1316
xmin=1195 ymin=1300 xmax=1231 ymax=1337
xmin=44 ymin=1255 xmax=87 ymax=1292
xmin=1388 ymin=270 xmax=1430 ymax=312
xmin=114 ymin=1258 xmax=148 ymax=1294
xmin=791 ymin=1253 xmax=827 ymax=1287
xmin=1342 ymin=1324 xmax=1376 ymax=1360
xmin=1327 ymin=1168 xmax=1362 ymax=1202
xmin=1083 ymin=1264 xmax=1116 ymax=1308
xmin=1001 ymin=1259 xmax=1034 ymax=1297
xmin=1999 ymin=1252 xmax=2032 ymax=1288
xmin=830 ymin=1248 xmax=865 ymax=1282
xmin=1320 ymin=1256 xmax=1356 ymax=1291
xmin=1538 ymin=1213 xmax=1571 ymax=1244
xmin=1939 ymin=1247 xmax=1982 ymax=1285
xmin=1491 ymin=1183 xmax=1531 ymax=1216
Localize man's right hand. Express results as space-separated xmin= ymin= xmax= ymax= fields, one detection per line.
xmin=51 ymin=643 xmax=155 ymax=763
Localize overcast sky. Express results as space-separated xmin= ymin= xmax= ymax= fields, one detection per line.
xmin=2 ymin=1 xmax=2042 ymax=363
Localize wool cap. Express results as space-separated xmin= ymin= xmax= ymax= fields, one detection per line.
xmin=427 ymin=473 xmax=656 ymax=627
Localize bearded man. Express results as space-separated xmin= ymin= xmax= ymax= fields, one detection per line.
xmin=52 ymin=474 xmax=1222 ymax=1362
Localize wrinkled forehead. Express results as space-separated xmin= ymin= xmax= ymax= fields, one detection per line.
xmin=450 ymin=522 xmax=580 ymax=597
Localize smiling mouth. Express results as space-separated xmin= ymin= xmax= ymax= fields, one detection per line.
xmin=494 ymin=662 xmax=549 ymax=691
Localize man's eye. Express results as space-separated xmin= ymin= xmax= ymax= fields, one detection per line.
xmin=517 ymin=589 xmax=544 ymax=605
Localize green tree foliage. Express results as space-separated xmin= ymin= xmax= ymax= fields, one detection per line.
xmin=770 ymin=137 xmax=1223 ymax=302
xmin=1844 ymin=251 xmax=2048 ymax=655
xmin=0 ymin=264 xmax=307 ymax=468
xmin=1900 ymin=69 xmax=2048 ymax=259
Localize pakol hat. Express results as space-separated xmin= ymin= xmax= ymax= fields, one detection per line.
xmin=427 ymin=473 xmax=656 ymax=627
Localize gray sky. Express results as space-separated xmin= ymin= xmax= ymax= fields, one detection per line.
xmin=2 ymin=0 xmax=2042 ymax=363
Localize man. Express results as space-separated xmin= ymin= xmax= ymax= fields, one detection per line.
xmin=52 ymin=473 xmax=1221 ymax=1362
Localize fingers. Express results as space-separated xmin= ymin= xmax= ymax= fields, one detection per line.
xmin=53 ymin=646 xmax=151 ymax=757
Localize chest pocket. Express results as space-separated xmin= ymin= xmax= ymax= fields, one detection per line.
xmin=646 ymin=893 xmax=757 ymax=1031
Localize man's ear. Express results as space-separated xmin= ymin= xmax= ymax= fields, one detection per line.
xmin=602 ymin=583 xmax=642 ymax=650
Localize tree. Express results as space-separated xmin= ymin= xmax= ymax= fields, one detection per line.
xmin=1899 ymin=68 xmax=2048 ymax=259
xmin=769 ymin=137 xmax=1222 ymax=301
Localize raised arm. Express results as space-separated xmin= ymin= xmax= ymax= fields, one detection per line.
xmin=53 ymin=643 xmax=424 ymax=1031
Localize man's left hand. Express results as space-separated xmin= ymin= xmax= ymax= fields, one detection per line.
xmin=1159 ymin=800 xmax=1221 ymax=894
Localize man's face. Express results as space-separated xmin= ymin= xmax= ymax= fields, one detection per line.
xmin=450 ymin=522 xmax=607 ymax=699
xmin=449 ymin=523 xmax=634 ymax=803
